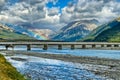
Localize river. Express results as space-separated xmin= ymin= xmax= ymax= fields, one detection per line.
xmin=4 ymin=54 xmax=109 ymax=80
xmin=1 ymin=46 xmax=119 ymax=59
xmin=0 ymin=46 xmax=120 ymax=80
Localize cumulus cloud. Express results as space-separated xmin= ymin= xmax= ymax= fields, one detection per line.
xmin=60 ymin=0 xmax=120 ymax=23
xmin=0 ymin=0 xmax=120 ymax=30
xmin=0 ymin=1 xmax=58 ymax=29
xmin=47 ymin=7 xmax=59 ymax=16
xmin=0 ymin=0 xmax=6 ymax=10
xmin=0 ymin=0 xmax=5 ymax=6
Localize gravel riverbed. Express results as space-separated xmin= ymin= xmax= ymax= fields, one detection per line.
xmin=1 ymin=50 xmax=120 ymax=80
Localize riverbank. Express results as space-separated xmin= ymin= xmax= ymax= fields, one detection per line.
xmin=0 ymin=54 xmax=25 ymax=80
xmin=1 ymin=50 xmax=120 ymax=80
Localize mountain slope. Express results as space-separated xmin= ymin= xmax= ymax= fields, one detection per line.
xmin=0 ymin=22 xmax=48 ymax=40
xmin=81 ymin=17 xmax=120 ymax=42
xmin=29 ymin=29 xmax=55 ymax=40
xmin=52 ymin=19 xmax=99 ymax=41
xmin=0 ymin=23 xmax=33 ymax=40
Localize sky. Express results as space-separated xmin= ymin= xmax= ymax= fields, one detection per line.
xmin=0 ymin=0 xmax=120 ymax=31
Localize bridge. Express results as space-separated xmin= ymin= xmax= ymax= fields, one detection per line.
xmin=0 ymin=42 xmax=120 ymax=50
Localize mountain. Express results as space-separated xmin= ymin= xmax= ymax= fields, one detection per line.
xmin=52 ymin=19 xmax=99 ymax=41
xmin=81 ymin=17 xmax=120 ymax=42
xmin=0 ymin=23 xmax=33 ymax=40
xmin=0 ymin=22 xmax=47 ymax=40
xmin=29 ymin=29 xmax=55 ymax=40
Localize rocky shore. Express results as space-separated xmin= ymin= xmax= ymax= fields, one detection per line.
xmin=2 ymin=50 xmax=120 ymax=80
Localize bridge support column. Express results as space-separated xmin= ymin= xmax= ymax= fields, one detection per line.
xmin=101 ymin=44 xmax=105 ymax=47
xmin=92 ymin=44 xmax=96 ymax=48
xmin=71 ymin=45 xmax=75 ymax=50
xmin=82 ymin=45 xmax=86 ymax=49
xmin=5 ymin=45 xmax=14 ymax=50
xmin=58 ymin=45 xmax=62 ymax=50
xmin=27 ymin=45 xmax=31 ymax=51
xmin=107 ymin=45 xmax=112 ymax=47
xmin=43 ymin=44 xmax=48 ymax=50
xmin=114 ymin=45 xmax=119 ymax=47
xmin=5 ymin=45 xmax=8 ymax=50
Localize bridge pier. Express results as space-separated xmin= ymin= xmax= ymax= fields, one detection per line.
xmin=114 ymin=44 xmax=119 ymax=47
xmin=101 ymin=44 xmax=106 ymax=48
xmin=107 ymin=44 xmax=112 ymax=47
xmin=27 ymin=45 xmax=31 ymax=51
xmin=43 ymin=44 xmax=48 ymax=50
xmin=5 ymin=45 xmax=8 ymax=50
xmin=5 ymin=45 xmax=14 ymax=50
xmin=92 ymin=44 xmax=96 ymax=48
xmin=82 ymin=45 xmax=86 ymax=49
xmin=71 ymin=45 xmax=75 ymax=50
xmin=58 ymin=45 xmax=62 ymax=50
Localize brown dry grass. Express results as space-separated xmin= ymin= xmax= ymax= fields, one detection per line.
xmin=0 ymin=54 xmax=26 ymax=80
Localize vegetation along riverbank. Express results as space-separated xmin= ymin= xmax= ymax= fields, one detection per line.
xmin=0 ymin=54 xmax=26 ymax=80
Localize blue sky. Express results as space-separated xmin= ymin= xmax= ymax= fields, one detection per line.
xmin=9 ymin=0 xmax=71 ymax=7
xmin=47 ymin=0 xmax=76 ymax=13
xmin=8 ymin=0 xmax=18 ymax=4
xmin=47 ymin=0 xmax=71 ymax=8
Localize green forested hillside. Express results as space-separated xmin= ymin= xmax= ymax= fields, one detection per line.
xmin=81 ymin=17 xmax=120 ymax=42
xmin=0 ymin=24 xmax=33 ymax=40
xmin=0 ymin=30 xmax=33 ymax=40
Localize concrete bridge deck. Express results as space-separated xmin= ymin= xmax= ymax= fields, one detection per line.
xmin=0 ymin=42 xmax=120 ymax=50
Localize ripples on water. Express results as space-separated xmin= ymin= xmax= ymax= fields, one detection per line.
xmin=21 ymin=62 xmax=102 ymax=80
xmin=5 ymin=55 xmax=106 ymax=80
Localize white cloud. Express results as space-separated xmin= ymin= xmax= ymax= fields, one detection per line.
xmin=0 ymin=0 xmax=5 ymax=5
xmin=0 ymin=0 xmax=120 ymax=31
xmin=60 ymin=0 xmax=120 ymax=24
xmin=0 ymin=14 xmax=27 ymax=24
xmin=47 ymin=7 xmax=59 ymax=16
xmin=0 ymin=0 xmax=6 ymax=10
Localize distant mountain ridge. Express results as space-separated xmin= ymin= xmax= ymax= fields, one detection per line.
xmin=81 ymin=17 xmax=120 ymax=42
xmin=0 ymin=23 xmax=33 ymax=40
xmin=52 ymin=19 xmax=99 ymax=41
xmin=0 ymin=22 xmax=47 ymax=40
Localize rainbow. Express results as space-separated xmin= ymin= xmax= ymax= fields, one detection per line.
xmin=0 ymin=22 xmax=49 ymax=40
xmin=29 ymin=30 xmax=49 ymax=40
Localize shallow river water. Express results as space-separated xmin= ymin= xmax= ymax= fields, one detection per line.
xmin=1 ymin=46 xmax=120 ymax=80
xmin=1 ymin=46 xmax=120 ymax=59
xmin=5 ymin=55 xmax=108 ymax=80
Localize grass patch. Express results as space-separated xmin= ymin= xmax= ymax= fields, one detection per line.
xmin=0 ymin=54 xmax=26 ymax=80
